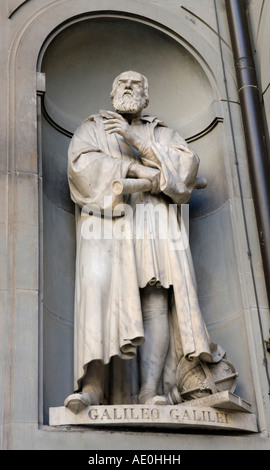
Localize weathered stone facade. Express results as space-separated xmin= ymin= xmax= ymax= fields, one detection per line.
xmin=0 ymin=0 xmax=270 ymax=450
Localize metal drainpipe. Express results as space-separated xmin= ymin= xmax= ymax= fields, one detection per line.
xmin=225 ymin=0 xmax=270 ymax=303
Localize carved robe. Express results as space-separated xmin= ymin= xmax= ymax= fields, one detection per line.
xmin=67 ymin=113 xmax=224 ymax=397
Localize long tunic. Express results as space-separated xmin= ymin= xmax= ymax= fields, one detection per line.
xmin=67 ymin=112 xmax=224 ymax=392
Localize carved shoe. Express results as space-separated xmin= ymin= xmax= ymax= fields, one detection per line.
xmin=143 ymin=395 xmax=168 ymax=405
xmin=138 ymin=391 xmax=168 ymax=405
xmin=64 ymin=392 xmax=92 ymax=414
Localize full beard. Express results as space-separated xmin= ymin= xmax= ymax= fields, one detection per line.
xmin=112 ymin=94 xmax=147 ymax=114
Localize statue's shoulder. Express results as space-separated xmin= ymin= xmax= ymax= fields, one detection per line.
xmin=81 ymin=113 xmax=167 ymax=127
xmin=141 ymin=115 xmax=167 ymax=128
xmin=84 ymin=110 xmax=112 ymax=123
xmin=73 ymin=114 xmax=102 ymax=133
xmin=72 ymin=114 xmax=100 ymax=139
xmin=84 ymin=113 xmax=101 ymax=123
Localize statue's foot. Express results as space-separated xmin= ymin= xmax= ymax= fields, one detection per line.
xmin=144 ymin=395 xmax=168 ymax=405
xmin=138 ymin=392 xmax=168 ymax=406
xmin=64 ymin=391 xmax=95 ymax=414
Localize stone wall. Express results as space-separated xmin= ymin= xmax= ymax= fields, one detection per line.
xmin=0 ymin=0 xmax=270 ymax=450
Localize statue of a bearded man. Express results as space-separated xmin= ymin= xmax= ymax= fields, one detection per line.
xmin=64 ymin=71 xmax=227 ymax=413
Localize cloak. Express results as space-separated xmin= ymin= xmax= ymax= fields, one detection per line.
xmin=67 ymin=113 xmax=224 ymax=398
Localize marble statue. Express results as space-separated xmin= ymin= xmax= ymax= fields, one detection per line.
xmin=64 ymin=71 xmax=233 ymax=414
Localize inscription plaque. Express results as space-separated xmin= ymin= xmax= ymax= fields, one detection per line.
xmin=49 ymin=402 xmax=257 ymax=433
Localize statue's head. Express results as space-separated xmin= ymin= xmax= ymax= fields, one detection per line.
xmin=110 ymin=70 xmax=149 ymax=115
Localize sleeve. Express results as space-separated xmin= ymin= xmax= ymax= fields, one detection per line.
xmin=138 ymin=125 xmax=200 ymax=205
xmin=67 ymin=121 xmax=132 ymax=211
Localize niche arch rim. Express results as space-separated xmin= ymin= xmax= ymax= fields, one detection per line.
xmin=37 ymin=11 xmax=221 ymax=101
xmin=38 ymin=12 xmax=223 ymax=147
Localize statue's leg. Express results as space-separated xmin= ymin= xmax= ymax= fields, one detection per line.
xmin=138 ymin=285 xmax=170 ymax=405
xmin=64 ymin=360 xmax=104 ymax=414
xmin=81 ymin=360 xmax=104 ymax=401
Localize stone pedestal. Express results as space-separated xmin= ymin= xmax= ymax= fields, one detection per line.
xmin=49 ymin=392 xmax=257 ymax=433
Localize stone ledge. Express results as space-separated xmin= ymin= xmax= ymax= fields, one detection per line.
xmin=49 ymin=394 xmax=258 ymax=433
xmin=183 ymin=391 xmax=254 ymax=413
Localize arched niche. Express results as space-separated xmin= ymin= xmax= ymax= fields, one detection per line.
xmin=39 ymin=14 xmax=255 ymax=423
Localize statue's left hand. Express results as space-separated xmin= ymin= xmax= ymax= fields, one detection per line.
xmin=102 ymin=111 xmax=140 ymax=147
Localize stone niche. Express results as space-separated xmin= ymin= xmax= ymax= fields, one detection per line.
xmin=39 ymin=15 xmax=257 ymax=430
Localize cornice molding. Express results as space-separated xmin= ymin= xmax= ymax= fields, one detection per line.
xmin=41 ymin=93 xmax=223 ymax=144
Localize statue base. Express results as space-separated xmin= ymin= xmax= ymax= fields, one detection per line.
xmin=49 ymin=391 xmax=258 ymax=433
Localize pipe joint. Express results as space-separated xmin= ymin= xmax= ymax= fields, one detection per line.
xmin=235 ymin=56 xmax=255 ymax=72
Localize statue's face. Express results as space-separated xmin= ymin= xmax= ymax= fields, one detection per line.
xmin=112 ymin=71 xmax=148 ymax=115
